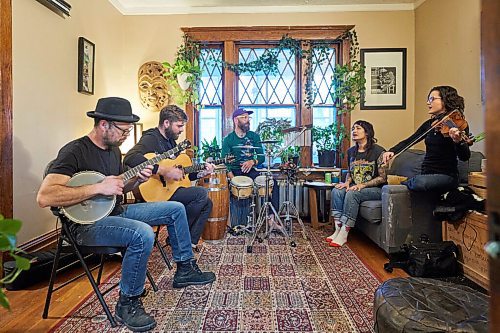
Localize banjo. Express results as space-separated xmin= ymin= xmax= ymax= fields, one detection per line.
xmin=60 ymin=139 xmax=191 ymax=224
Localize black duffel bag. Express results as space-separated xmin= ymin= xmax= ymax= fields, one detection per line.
xmin=384 ymin=235 xmax=459 ymax=278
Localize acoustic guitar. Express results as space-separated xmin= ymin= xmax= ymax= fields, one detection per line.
xmin=138 ymin=154 xmax=234 ymax=202
xmin=60 ymin=139 xmax=191 ymax=224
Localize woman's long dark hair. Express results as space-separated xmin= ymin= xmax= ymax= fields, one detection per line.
xmin=353 ymin=120 xmax=377 ymax=152
xmin=429 ymin=86 xmax=465 ymax=114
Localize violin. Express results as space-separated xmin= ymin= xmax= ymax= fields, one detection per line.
xmin=431 ymin=110 xmax=475 ymax=145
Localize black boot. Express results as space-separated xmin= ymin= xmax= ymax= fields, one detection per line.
xmin=115 ymin=292 xmax=156 ymax=332
xmin=173 ymin=259 xmax=216 ymax=288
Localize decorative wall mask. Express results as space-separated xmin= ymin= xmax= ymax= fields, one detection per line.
xmin=138 ymin=61 xmax=170 ymax=112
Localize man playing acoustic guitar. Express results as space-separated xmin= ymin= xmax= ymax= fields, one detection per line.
xmin=37 ymin=97 xmax=215 ymax=332
xmin=124 ymin=105 xmax=214 ymax=250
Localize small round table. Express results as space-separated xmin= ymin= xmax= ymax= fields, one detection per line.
xmin=303 ymin=181 xmax=337 ymax=229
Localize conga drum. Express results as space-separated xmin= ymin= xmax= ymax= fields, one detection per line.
xmin=229 ymin=176 xmax=254 ymax=227
xmin=198 ymin=168 xmax=229 ymax=240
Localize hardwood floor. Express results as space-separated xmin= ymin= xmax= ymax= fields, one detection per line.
xmin=0 ymin=229 xmax=407 ymax=332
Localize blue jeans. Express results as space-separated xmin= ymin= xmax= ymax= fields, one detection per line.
xmin=71 ymin=201 xmax=193 ymax=297
xmin=331 ymin=187 xmax=382 ymax=227
xmin=403 ymin=174 xmax=458 ymax=193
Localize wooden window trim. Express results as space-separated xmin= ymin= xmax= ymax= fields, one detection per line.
xmin=185 ymin=25 xmax=353 ymax=167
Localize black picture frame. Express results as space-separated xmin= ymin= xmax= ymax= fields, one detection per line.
xmin=77 ymin=37 xmax=95 ymax=95
xmin=360 ymin=48 xmax=407 ymax=110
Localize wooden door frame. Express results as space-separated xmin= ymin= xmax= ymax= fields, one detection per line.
xmin=0 ymin=0 xmax=13 ymax=219
xmin=482 ymin=0 xmax=500 ymax=329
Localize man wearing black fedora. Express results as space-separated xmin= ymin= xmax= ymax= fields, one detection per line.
xmin=37 ymin=97 xmax=216 ymax=332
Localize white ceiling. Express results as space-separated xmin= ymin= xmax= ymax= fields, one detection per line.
xmin=108 ymin=0 xmax=426 ymax=15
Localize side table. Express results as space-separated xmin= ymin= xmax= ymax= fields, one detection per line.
xmin=304 ymin=181 xmax=337 ymax=229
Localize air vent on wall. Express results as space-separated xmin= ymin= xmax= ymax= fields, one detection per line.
xmin=35 ymin=0 xmax=71 ymax=18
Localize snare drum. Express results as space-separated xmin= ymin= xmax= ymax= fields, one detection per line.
xmin=230 ymin=176 xmax=254 ymax=199
xmin=254 ymin=175 xmax=274 ymax=197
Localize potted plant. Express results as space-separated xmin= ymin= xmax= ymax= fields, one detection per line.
xmin=163 ymin=36 xmax=202 ymax=106
xmin=256 ymin=118 xmax=291 ymax=160
xmin=312 ymin=123 xmax=348 ymax=167
xmin=1 ymin=215 xmax=31 ymax=310
xmin=200 ymin=137 xmax=221 ymax=161
xmin=280 ymin=146 xmax=300 ymax=165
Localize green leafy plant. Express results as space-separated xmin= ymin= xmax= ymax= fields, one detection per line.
xmin=163 ymin=35 xmax=202 ymax=106
xmin=200 ymin=137 xmax=221 ymax=160
xmin=1 ymin=215 xmax=31 ymax=310
xmin=312 ymin=123 xmax=348 ymax=152
xmin=330 ymin=30 xmax=366 ymax=113
xmin=280 ymin=146 xmax=300 ymax=162
xmin=256 ymin=118 xmax=292 ymax=158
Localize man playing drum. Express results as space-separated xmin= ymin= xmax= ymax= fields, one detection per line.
xmin=124 ymin=105 xmax=215 ymax=250
xmin=221 ymin=108 xmax=280 ymax=227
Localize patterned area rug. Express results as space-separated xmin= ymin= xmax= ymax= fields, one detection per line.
xmin=51 ymin=226 xmax=381 ymax=332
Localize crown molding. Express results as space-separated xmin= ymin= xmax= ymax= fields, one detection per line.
xmin=108 ymin=1 xmax=416 ymax=16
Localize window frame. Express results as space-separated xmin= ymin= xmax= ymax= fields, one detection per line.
xmin=183 ymin=25 xmax=354 ymax=167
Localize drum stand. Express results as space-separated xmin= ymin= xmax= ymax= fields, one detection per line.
xmin=278 ymin=165 xmax=308 ymax=241
xmin=229 ymin=192 xmax=256 ymax=236
xmin=247 ymin=144 xmax=293 ymax=253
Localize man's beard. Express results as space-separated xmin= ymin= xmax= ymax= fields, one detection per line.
xmin=237 ymin=120 xmax=250 ymax=133
xmin=103 ymin=132 xmax=123 ymax=148
xmin=165 ymin=126 xmax=180 ymax=140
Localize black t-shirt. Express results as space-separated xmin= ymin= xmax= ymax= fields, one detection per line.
xmin=48 ymin=136 xmax=124 ymax=215
xmin=347 ymin=144 xmax=385 ymax=186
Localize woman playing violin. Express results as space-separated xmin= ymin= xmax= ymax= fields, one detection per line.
xmin=382 ymin=86 xmax=471 ymax=192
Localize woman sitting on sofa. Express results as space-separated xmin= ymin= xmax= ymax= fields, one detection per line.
xmin=382 ymin=86 xmax=471 ymax=193
xmin=327 ymin=120 xmax=387 ymax=247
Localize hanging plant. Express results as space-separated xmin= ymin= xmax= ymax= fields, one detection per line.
xmin=330 ymin=29 xmax=366 ymax=114
xmin=163 ymin=36 xmax=202 ymax=106
xmin=168 ymin=29 xmax=363 ymax=110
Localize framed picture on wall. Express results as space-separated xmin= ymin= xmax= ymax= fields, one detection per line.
xmin=360 ymin=48 xmax=407 ymax=110
xmin=77 ymin=37 xmax=95 ymax=95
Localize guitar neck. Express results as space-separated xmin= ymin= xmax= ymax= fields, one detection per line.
xmin=122 ymin=146 xmax=183 ymax=181
xmin=183 ymin=157 xmax=227 ymax=174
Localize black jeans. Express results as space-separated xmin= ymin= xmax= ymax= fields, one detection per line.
xmin=170 ymin=186 xmax=212 ymax=244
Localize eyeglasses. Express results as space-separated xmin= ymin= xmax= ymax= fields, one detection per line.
xmin=109 ymin=122 xmax=133 ymax=136
xmin=236 ymin=115 xmax=252 ymax=120
xmin=427 ymin=96 xmax=442 ymax=103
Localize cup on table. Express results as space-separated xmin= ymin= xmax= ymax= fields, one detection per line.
xmin=325 ymin=172 xmax=332 ymax=184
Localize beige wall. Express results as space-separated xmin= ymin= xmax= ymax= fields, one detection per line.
xmin=12 ymin=5 xmax=416 ymax=244
xmin=415 ymin=0 xmax=483 ymax=151
xmin=122 ymin=11 xmax=416 ymax=148
xmin=12 ymin=0 xmax=125 ymax=243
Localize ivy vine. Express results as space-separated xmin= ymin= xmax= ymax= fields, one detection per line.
xmin=170 ymin=29 xmax=364 ymax=110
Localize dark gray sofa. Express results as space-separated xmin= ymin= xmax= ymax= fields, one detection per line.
xmin=355 ymin=149 xmax=484 ymax=254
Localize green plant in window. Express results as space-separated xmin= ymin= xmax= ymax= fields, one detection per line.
xmin=256 ymin=118 xmax=291 ymax=157
xmin=1 ymin=215 xmax=31 ymax=310
xmin=280 ymin=145 xmax=301 ymax=162
xmin=201 ymin=137 xmax=221 ymax=160
xmin=163 ymin=36 xmax=202 ymax=106
xmin=312 ymin=123 xmax=348 ymax=153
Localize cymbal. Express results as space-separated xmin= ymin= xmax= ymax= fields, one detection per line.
xmin=261 ymin=140 xmax=280 ymax=144
xmin=233 ymin=145 xmax=260 ymax=149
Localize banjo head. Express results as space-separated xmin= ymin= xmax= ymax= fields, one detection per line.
xmin=61 ymin=171 xmax=116 ymax=224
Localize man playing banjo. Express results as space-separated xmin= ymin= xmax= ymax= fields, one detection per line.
xmin=37 ymin=97 xmax=215 ymax=332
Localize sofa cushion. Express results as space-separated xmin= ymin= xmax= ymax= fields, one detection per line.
xmin=389 ymin=149 xmax=424 ymax=178
xmin=359 ymin=200 xmax=382 ymax=223
xmin=458 ymin=151 xmax=484 ymax=184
